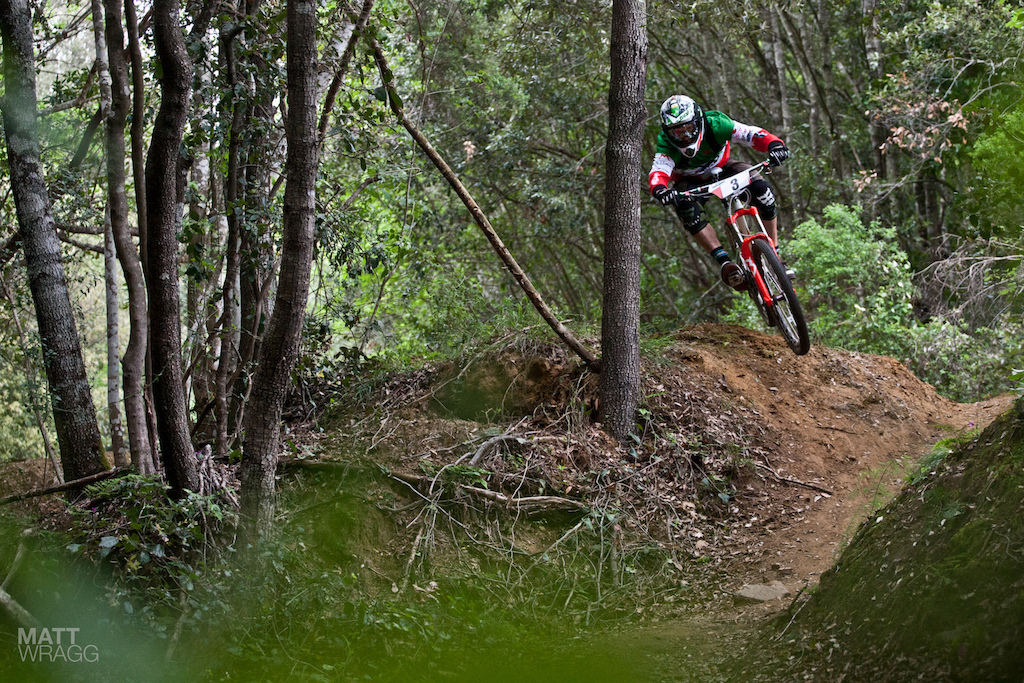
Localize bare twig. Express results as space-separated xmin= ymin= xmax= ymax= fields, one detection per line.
xmin=392 ymin=472 xmax=588 ymax=514
xmin=468 ymin=434 xmax=523 ymax=467
xmin=1 ymin=540 xmax=28 ymax=591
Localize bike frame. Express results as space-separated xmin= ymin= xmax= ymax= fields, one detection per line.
xmin=680 ymin=160 xmax=776 ymax=308
xmin=727 ymin=206 xmax=776 ymax=312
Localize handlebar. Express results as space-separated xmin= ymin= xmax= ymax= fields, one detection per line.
xmin=674 ymin=159 xmax=773 ymax=205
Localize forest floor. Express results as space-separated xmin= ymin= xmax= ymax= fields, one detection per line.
xmin=0 ymin=323 xmax=1015 ymax=681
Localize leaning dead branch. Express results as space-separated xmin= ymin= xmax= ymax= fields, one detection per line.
xmin=369 ymin=36 xmax=600 ymax=373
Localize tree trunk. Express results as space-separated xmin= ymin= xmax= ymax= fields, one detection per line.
xmin=186 ymin=64 xmax=216 ymax=446
xmin=103 ymin=216 xmax=128 ymax=467
xmin=0 ymin=0 xmax=108 ymax=481
xmin=240 ymin=0 xmax=320 ymax=534
xmin=92 ymin=0 xmax=129 ymax=468
xmin=862 ymin=0 xmax=888 ymax=182
xmin=599 ymin=0 xmax=647 ymax=441
xmin=215 ymin=25 xmax=244 ymax=458
xmin=105 ymin=0 xmax=155 ymax=473
xmin=146 ymin=0 xmax=199 ymax=497
xmin=124 ymin=0 xmax=161 ymax=467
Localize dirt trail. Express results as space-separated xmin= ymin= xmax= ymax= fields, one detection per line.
xmin=671 ymin=324 xmax=1012 ymax=607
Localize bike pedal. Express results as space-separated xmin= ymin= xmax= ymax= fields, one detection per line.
xmin=721 ymin=262 xmax=749 ymax=291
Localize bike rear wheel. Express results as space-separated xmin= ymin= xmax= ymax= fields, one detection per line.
xmin=750 ymin=237 xmax=810 ymax=355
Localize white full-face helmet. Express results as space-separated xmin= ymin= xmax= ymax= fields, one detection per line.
xmin=660 ymin=95 xmax=705 ymax=158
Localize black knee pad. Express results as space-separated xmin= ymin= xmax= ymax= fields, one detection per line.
xmin=675 ymin=198 xmax=707 ymax=235
xmin=749 ymin=179 xmax=777 ymax=220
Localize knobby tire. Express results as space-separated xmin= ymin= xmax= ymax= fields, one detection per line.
xmin=750 ymin=237 xmax=810 ymax=355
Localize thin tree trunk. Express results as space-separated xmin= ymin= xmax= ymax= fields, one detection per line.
xmin=124 ymin=0 xmax=160 ymax=468
xmin=370 ymin=37 xmax=600 ymax=372
xmin=146 ymin=0 xmax=199 ymax=497
xmin=232 ymin=83 xmax=276 ymax=438
xmin=240 ymin=0 xmax=321 ymax=535
xmin=776 ymin=6 xmax=819 ymax=155
xmin=215 ymin=7 xmax=248 ymax=458
xmin=599 ymin=0 xmax=647 ymax=441
xmin=1 ymin=0 xmax=108 ymax=481
xmin=862 ymin=0 xmax=888 ymax=183
xmin=186 ymin=66 xmax=215 ymax=445
xmin=92 ymin=0 xmax=128 ymax=468
xmin=105 ymin=0 xmax=154 ymax=473
xmin=769 ymin=6 xmax=791 ymax=136
xmin=103 ymin=215 xmax=128 ymax=466
xmin=318 ymin=0 xmax=375 ymax=140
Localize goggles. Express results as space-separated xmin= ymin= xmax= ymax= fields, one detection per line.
xmin=667 ymin=121 xmax=699 ymax=144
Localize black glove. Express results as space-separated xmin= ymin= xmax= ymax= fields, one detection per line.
xmin=768 ymin=141 xmax=790 ymax=167
xmin=652 ymin=184 xmax=677 ymax=206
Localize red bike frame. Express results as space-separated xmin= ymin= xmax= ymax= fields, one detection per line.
xmin=728 ymin=206 xmax=776 ymax=312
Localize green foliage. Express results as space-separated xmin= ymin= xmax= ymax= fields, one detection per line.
xmin=967 ymin=99 xmax=1024 ymax=237
xmin=787 ymin=205 xmax=917 ymax=358
xmin=787 ymin=205 xmax=1021 ymax=400
xmin=907 ymin=318 xmax=1023 ymax=401
xmin=65 ymin=475 xmax=236 ymax=629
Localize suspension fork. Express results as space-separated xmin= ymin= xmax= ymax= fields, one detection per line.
xmin=727 ymin=206 xmax=777 ymax=307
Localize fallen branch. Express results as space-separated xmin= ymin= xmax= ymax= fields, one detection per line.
xmin=0 ymin=585 xmax=41 ymax=630
xmin=0 ymin=467 xmax=130 ymax=506
xmin=391 ymin=472 xmax=588 ymax=514
xmin=467 ymin=434 xmax=523 ymax=467
xmin=756 ymin=462 xmax=833 ymax=495
xmin=399 ymin=529 xmax=425 ymax=594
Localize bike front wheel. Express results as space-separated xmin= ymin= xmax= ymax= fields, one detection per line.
xmin=750 ymin=237 xmax=810 ymax=355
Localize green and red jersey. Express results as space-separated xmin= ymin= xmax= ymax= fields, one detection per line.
xmin=648 ymin=110 xmax=783 ymax=192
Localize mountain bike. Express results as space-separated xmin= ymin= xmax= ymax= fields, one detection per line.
xmin=675 ymin=159 xmax=810 ymax=355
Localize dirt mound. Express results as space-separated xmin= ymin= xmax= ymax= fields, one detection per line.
xmin=740 ymin=396 xmax=1024 ymax=681
xmin=665 ymin=324 xmax=1011 ymax=598
xmin=335 ymin=323 xmax=1012 ymax=609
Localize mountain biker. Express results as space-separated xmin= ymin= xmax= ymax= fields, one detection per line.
xmin=649 ymin=94 xmax=790 ymax=291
